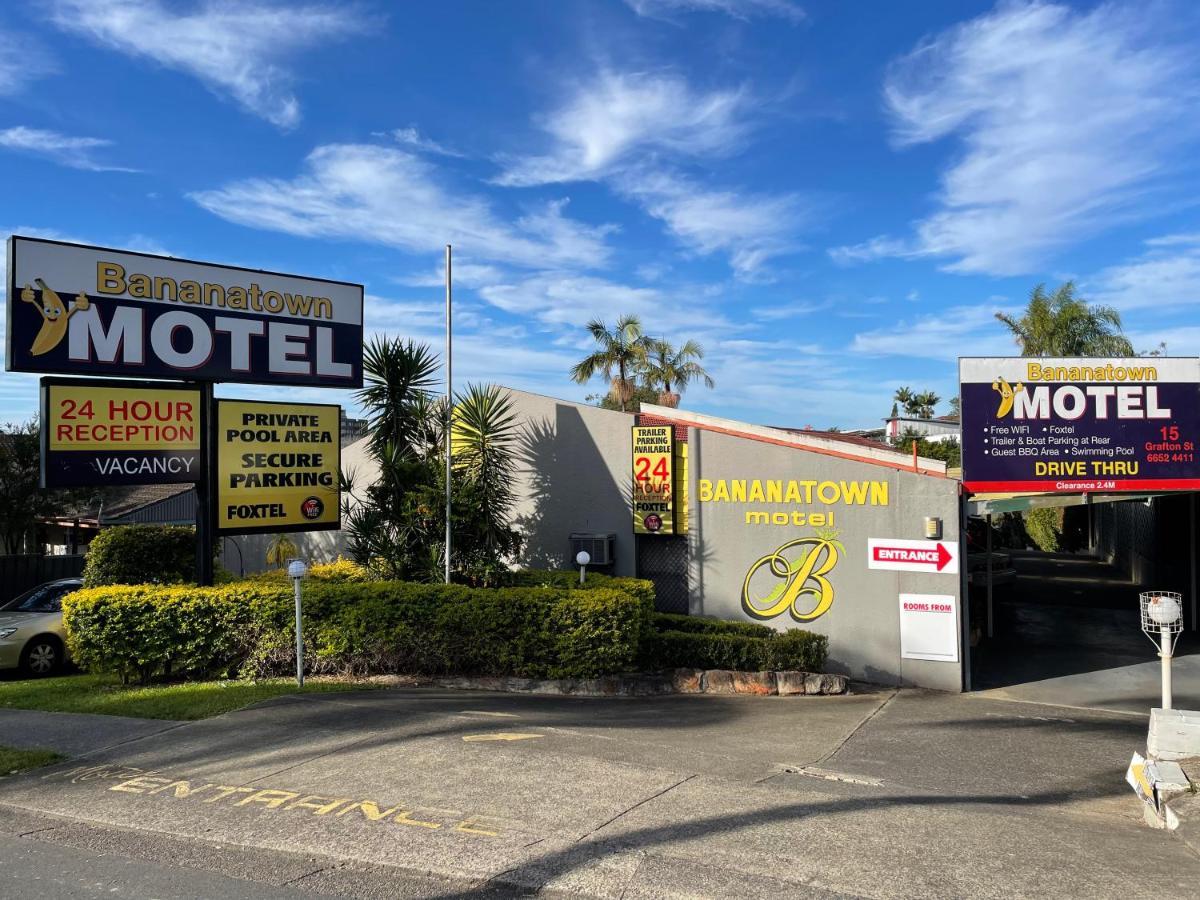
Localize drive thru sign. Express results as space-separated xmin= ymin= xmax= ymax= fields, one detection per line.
xmin=868 ymin=538 xmax=959 ymax=574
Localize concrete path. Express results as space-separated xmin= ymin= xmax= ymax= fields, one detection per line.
xmin=0 ymin=708 xmax=183 ymax=757
xmin=0 ymin=686 xmax=1193 ymax=898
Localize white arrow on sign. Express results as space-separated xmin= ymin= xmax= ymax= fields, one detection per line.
xmin=867 ymin=538 xmax=959 ymax=575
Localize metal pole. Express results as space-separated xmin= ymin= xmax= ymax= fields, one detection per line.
xmin=1191 ymin=494 xmax=1197 ymax=631
xmin=195 ymin=382 xmax=216 ymax=586
xmin=294 ymin=576 xmax=304 ymax=687
xmin=444 ymin=244 xmax=453 ymax=585
xmin=986 ymin=513 xmax=994 ymax=639
xmin=1161 ymin=625 xmax=1173 ymax=710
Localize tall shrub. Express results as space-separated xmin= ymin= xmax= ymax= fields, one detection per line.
xmin=82 ymin=525 xmax=200 ymax=587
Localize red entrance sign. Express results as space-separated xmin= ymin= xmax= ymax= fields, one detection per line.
xmin=867 ymin=538 xmax=959 ymax=574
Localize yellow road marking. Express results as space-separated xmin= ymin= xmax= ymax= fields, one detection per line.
xmin=461 ymin=732 xmax=543 ymax=743
xmin=459 ymin=710 xmax=521 ymax=718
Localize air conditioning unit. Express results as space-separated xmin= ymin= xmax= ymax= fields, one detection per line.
xmin=569 ymin=532 xmax=616 ymax=567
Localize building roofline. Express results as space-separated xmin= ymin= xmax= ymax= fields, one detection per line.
xmin=641 ymin=404 xmax=948 ymax=476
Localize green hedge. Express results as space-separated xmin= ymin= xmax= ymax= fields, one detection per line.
xmin=82 ymin=525 xmax=200 ymax=587
xmin=63 ymin=580 xmax=651 ymax=684
xmin=640 ymin=628 xmax=827 ymax=673
xmin=651 ymin=612 xmax=774 ymax=638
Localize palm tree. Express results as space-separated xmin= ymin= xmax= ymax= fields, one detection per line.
xmin=913 ymin=390 xmax=940 ymax=419
xmin=356 ymin=336 xmax=441 ymax=458
xmin=893 ymin=386 xmax=916 ymax=417
xmin=642 ymin=339 xmax=715 ymax=408
xmin=265 ymin=534 xmax=299 ymax=569
xmin=996 ymin=282 xmax=1134 ymax=357
xmin=569 ymin=315 xmax=655 ymax=412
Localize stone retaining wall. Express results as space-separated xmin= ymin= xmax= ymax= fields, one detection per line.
xmin=434 ymin=670 xmax=847 ymax=697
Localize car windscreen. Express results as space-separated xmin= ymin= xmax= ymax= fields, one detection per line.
xmin=6 ymin=583 xmax=74 ymax=613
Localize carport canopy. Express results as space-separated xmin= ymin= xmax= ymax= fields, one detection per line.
xmin=967 ymin=491 xmax=1169 ymax=516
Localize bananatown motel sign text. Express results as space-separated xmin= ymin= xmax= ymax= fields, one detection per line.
xmin=960 ymin=357 xmax=1200 ymax=493
xmin=7 ymin=236 xmax=364 ymax=567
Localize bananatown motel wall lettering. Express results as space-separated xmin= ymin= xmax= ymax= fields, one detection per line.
xmin=40 ymin=378 xmax=201 ymax=487
xmin=217 ymin=400 xmax=341 ymax=534
xmin=682 ymin=425 xmax=964 ymax=690
xmin=697 ymin=478 xmax=888 ymax=623
xmin=7 ymin=235 xmax=363 ymax=559
xmin=960 ymin=356 xmax=1200 ymax=492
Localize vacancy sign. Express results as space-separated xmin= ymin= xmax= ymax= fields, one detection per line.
xmin=868 ymin=538 xmax=959 ymax=575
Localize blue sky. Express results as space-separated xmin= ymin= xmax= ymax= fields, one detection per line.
xmin=3 ymin=0 xmax=1200 ymax=429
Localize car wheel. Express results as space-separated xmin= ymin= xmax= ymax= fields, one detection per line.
xmin=20 ymin=637 xmax=62 ymax=677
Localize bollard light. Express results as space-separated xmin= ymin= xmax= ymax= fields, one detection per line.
xmin=1141 ymin=591 xmax=1184 ymax=710
xmin=575 ymin=550 xmax=591 ymax=586
xmin=288 ymin=558 xmax=308 ymax=686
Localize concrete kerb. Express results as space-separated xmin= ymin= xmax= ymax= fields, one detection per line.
xmin=433 ymin=670 xmax=847 ymax=697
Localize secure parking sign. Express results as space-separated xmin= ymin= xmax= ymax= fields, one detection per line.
xmin=216 ymin=399 xmax=341 ymax=534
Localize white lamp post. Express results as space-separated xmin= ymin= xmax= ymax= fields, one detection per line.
xmin=288 ymin=558 xmax=309 ymax=686
xmin=575 ymin=550 xmax=591 ymax=586
xmin=1141 ymin=591 xmax=1183 ymax=710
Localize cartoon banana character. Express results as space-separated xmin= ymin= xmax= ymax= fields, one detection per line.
xmin=991 ymin=376 xmax=1024 ymax=418
xmin=20 ymin=279 xmax=89 ymax=356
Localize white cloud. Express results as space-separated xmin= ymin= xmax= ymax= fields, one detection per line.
xmin=0 ymin=31 xmax=55 ymax=95
xmin=828 ymin=235 xmax=915 ymax=265
xmin=624 ymin=0 xmax=804 ymax=22
xmin=47 ymin=0 xmax=366 ymax=128
xmin=845 ymin=2 xmax=1200 ymax=275
xmin=190 ymin=144 xmax=614 ymax=269
xmin=851 ymin=303 xmax=1014 ymax=360
xmin=617 ymin=168 xmax=805 ymax=279
xmin=477 ymin=271 xmax=735 ymax=334
xmin=496 ymin=70 xmax=747 ymax=186
xmin=391 ymin=127 xmax=463 ymax=158
xmin=0 ymin=126 xmax=135 ymax=172
xmin=749 ymin=300 xmax=826 ymax=320
xmin=1088 ymin=232 xmax=1200 ymax=313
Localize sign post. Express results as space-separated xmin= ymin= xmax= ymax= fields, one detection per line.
xmin=8 ymin=235 xmax=364 ymax=586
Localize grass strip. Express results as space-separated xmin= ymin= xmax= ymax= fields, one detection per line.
xmin=0 ymin=673 xmax=374 ymax=721
xmin=0 ymin=746 xmax=64 ymax=776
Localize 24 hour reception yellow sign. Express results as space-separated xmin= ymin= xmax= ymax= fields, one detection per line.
xmin=216 ymin=400 xmax=340 ymax=534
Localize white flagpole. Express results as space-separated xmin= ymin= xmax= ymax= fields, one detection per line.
xmin=444 ymin=244 xmax=453 ymax=584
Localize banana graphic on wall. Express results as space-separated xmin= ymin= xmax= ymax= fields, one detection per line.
xmin=20 ymin=279 xmax=89 ymax=355
xmin=991 ymin=376 xmax=1024 ymax=418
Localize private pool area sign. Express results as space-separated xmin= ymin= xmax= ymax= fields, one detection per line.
xmin=6 ymin=236 xmax=363 ymax=388
xmin=960 ymin=357 xmax=1200 ymax=493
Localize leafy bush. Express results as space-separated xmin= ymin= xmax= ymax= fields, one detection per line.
xmin=640 ymin=626 xmax=827 ymax=672
xmin=64 ymin=579 xmax=651 ymax=683
xmin=246 ymin=557 xmax=372 ymax=584
xmin=62 ymin=582 xmax=274 ymax=683
xmin=1024 ymin=508 xmax=1062 ymax=552
xmin=82 ymin=525 xmax=201 ymax=587
xmin=651 ymin=612 xmax=774 ymax=638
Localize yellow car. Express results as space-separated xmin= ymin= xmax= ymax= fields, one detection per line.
xmin=0 ymin=578 xmax=81 ymax=677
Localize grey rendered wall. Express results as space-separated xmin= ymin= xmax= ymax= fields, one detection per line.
xmin=687 ymin=428 xmax=963 ymax=691
xmin=504 ymin=389 xmax=635 ymax=576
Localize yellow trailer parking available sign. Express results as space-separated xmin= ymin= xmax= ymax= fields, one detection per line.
xmin=216 ymin=400 xmax=340 ymax=534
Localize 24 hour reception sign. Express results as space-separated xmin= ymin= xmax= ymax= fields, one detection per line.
xmin=961 ymin=357 xmax=1200 ymax=493
xmin=41 ymin=378 xmax=201 ymax=488
xmin=216 ymin=400 xmax=340 ymax=534
xmin=6 ymin=236 xmax=363 ymax=387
